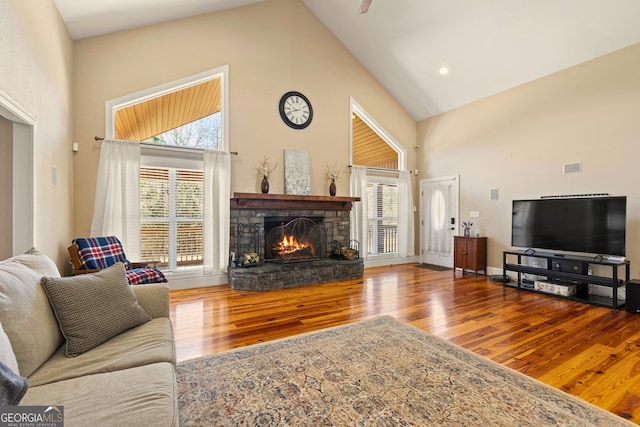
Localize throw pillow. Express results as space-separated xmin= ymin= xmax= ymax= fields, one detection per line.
xmin=41 ymin=263 xmax=152 ymax=357
xmin=0 ymin=360 xmax=28 ymax=406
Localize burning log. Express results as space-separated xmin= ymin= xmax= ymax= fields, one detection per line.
xmin=263 ymin=217 xmax=326 ymax=262
xmin=273 ymin=234 xmax=315 ymax=257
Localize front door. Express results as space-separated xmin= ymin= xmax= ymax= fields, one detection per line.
xmin=420 ymin=176 xmax=459 ymax=267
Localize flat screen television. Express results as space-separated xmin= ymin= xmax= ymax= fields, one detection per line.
xmin=511 ymin=196 xmax=626 ymax=257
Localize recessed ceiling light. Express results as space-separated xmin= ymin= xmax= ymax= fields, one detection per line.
xmin=438 ymin=66 xmax=451 ymax=76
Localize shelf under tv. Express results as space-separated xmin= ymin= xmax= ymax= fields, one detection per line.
xmin=502 ymin=250 xmax=629 ymax=309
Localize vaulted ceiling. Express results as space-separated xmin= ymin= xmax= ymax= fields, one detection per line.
xmin=54 ymin=0 xmax=640 ymax=121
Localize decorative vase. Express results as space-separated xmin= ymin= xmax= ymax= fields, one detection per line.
xmin=329 ymin=180 xmax=337 ymax=197
xmin=261 ymin=176 xmax=269 ymax=194
xmin=464 ymin=228 xmax=471 ymax=237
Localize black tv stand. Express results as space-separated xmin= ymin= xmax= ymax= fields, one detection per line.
xmin=502 ymin=250 xmax=629 ymax=309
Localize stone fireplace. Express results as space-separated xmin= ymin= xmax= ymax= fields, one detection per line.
xmin=228 ymin=193 xmax=363 ymax=291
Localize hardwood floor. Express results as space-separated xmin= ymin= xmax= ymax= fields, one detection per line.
xmin=170 ymin=263 xmax=640 ymax=424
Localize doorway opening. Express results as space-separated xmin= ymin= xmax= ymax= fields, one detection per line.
xmin=0 ymin=90 xmax=35 ymax=258
xmin=420 ymin=176 xmax=459 ymax=268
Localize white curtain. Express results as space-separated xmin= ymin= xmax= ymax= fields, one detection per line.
xmin=398 ymin=170 xmax=415 ymax=257
xmin=350 ymin=166 xmax=368 ymax=259
xmin=90 ymin=138 xmax=141 ymax=258
xmin=203 ymin=150 xmax=231 ymax=275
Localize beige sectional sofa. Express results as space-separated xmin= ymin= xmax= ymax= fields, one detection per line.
xmin=0 ymin=249 xmax=178 ymax=426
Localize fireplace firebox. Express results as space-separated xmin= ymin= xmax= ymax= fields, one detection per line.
xmin=264 ymin=217 xmax=326 ymax=262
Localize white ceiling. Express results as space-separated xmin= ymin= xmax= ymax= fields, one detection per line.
xmin=54 ymin=0 xmax=640 ymax=121
xmin=52 ymin=0 xmax=266 ymax=41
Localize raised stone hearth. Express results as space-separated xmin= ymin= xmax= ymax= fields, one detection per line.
xmin=228 ymin=259 xmax=364 ymax=291
xmin=229 ymin=193 xmax=362 ymax=291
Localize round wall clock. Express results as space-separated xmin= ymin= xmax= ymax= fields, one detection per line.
xmin=279 ymin=91 xmax=313 ymax=129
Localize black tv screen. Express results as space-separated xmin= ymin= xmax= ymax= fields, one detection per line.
xmin=511 ymin=196 xmax=626 ymax=256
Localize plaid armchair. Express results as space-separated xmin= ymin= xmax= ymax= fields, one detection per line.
xmin=68 ymin=236 xmax=167 ymax=285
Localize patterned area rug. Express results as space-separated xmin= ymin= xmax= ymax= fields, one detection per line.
xmin=177 ymin=316 xmax=633 ymax=426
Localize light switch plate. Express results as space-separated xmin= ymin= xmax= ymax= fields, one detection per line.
xmin=50 ymin=165 xmax=57 ymax=187
xmin=469 ymin=211 xmax=480 ymax=218
xmin=489 ymin=188 xmax=499 ymax=200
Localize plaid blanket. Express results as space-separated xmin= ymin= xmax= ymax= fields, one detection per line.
xmin=125 ymin=267 xmax=167 ymax=285
xmin=73 ymin=236 xmax=167 ymax=285
xmin=74 ymin=236 xmax=130 ymax=270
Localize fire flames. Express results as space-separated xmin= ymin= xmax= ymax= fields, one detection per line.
xmin=273 ymin=234 xmax=315 ymax=257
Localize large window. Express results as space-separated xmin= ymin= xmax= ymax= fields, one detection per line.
xmin=367 ymin=180 xmax=399 ymax=255
xmin=140 ymin=167 xmax=204 ymax=271
xmin=114 ymin=75 xmax=223 ymax=147
xmin=138 ymin=112 xmax=221 ymax=272
xmin=350 ymin=97 xmax=408 ymax=260
xmin=108 ymin=67 xmax=229 ymax=275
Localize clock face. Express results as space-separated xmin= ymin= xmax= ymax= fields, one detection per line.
xmin=279 ymin=91 xmax=313 ymax=129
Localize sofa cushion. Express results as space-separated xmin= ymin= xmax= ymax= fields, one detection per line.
xmin=41 ymin=263 xmax=152 ymax=357
xmin=22 ymin=362 xmax=178 ymax=427
xmin=0 ymin=249 xmax=63 ymax=377
xmin=28 ymin=317 xmax=175 ymax=387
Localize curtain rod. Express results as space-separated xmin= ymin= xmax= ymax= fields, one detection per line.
xmin=94 ymin=136 xmax=238 ymax=155
xmin=349 ymin=165 xmax=413 ymax=174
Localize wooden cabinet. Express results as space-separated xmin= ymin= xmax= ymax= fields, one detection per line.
xmin=454 ymin=236 xmax=487 ymax=276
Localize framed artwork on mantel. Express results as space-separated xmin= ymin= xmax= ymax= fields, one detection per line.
xmin=284 ymin=149 xmax=310 ymax=195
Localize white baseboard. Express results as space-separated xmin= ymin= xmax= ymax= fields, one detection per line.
xmin=364 ymin=255 xmax=420 ymax=268
xmin=167 ymin=272 xmax=228 ymax=290
xmin=486 ymin=266 xmax=504 ymax=276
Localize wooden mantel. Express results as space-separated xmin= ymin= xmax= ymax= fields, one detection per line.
xmin=230 ymin=193 xmax=360 ymax=211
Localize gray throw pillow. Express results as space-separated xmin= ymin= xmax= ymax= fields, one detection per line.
xmin=0 ymin=360 xmax=28 ymax=406
xmin=41 ymin=263 xmax=152 ymax=357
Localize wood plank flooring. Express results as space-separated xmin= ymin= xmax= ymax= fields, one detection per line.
xmin=170 ymin=263 xmax=640 ymax=424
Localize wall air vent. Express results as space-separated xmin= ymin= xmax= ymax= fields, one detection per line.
xmin=563 ymin=162 xmax=582 ymax=174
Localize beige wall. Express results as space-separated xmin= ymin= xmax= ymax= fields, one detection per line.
xmin=72 ymin=0 xmax=418 ymax=239
xmin=3 ymin=0 xmax=636 ymax=274
xmin=418 ymin=43 xmax=640 ymax=277
xmin=0 ymin=0 xmax=74 ymax=269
